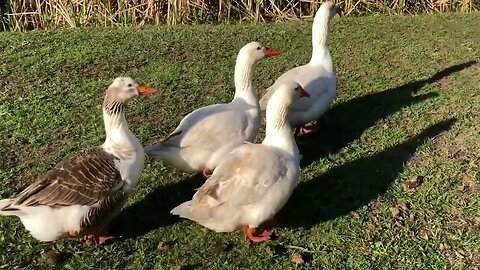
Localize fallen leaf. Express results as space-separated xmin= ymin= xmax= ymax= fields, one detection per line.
xmin=291 ymin=253 xmax=305 ymax=265
xmin=402 ymin=176 xmax=423 ymax=190
xmin=351 ymin=212 xmax=360 ymax=219
xmin=439 ymin=243 xmax=450 ymax=251
xmin=158 ymin=241 xmax=174 ymax=252
xmin=420 ymin=231 xmax=429 ymax=240
xmin=367 ymin=222 xmax=377 ymax=230
xmin=390 ymin=206 xmax=400 ymax=219
xmin=454 ymin=251 xmax=465 ymax=259
xmin=409 ymin=212 xmax=416 ymax=222
xmin=398 ymin=203 xmax=408 ymax=210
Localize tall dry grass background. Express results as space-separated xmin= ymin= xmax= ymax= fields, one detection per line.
xmin=1 ymin=0 xmax=478 ymax=30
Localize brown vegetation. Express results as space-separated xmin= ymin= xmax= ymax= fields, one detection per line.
xmin=1 ymin=0 xmax=479 ymax=31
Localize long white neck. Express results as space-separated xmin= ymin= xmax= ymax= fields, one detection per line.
xmin=262 ymin=96 xmax=298 ymax=156
xmin=310 ymin=12 xmax=333 ymax=71
xmin=102 ymin=101 xmax=141 ymax=153
xmin=233 ymin=55 xmax=257 ymax=106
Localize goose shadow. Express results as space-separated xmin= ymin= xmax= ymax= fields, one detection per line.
xmin=111 ymin=61 xmax=475 ymax=238
xmin=279 ymin=118 xmax=456 ymax=229
xmin=297 ymin=60 xmax=477 ymax=167
xmin=110 ymin=173 xmax=205 ymax=238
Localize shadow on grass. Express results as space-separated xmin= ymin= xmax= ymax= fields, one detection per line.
xmin=298 ymin=60 xmax=477 ymax=167
xmin=111 ymin=173 xmax=205 ymax=238
xmin=111 ymin=61 xmax=475 ymax=237
xmin=280 ymin=118 xmax=456 ymax=228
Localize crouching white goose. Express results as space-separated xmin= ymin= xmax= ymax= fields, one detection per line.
xmin=144 ymin=42 xmax=280 ymax=177
xmin=171 ymin=81 xmax=309 ymax=243
xmin=259 ymin=1 xmax=339 ymax=135
xmin=0 ymin=77 xmax=155 ymax=245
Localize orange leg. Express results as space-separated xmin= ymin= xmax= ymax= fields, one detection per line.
xmin=82 ymin=234 xmax=100 ymax=248
xmin=98 ymin=225 xmax=113 ymax=245
xmin=202 ymin=165 xmax=212 ymax=177
xmin=68 ymin=229 xmax=79 ymax=236
xmin=82 ymin=225 xmax=113 ymax=246
xmin=300 ymin=121 xmax=319 ymax=134
xmin=243 ymin=226 xmax=272 ymax=243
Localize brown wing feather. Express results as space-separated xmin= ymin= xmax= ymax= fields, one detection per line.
xmin=80 ymin=190 xmax=127 ymax=230
xmin=14 ymin=148 xmax=122 ymax=208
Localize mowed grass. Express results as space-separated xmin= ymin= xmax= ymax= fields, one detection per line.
xmin=0 ymin=13 xmax=479 ymax=269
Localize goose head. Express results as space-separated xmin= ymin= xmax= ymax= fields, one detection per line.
xmin=275 ymin=81 xmax=310 ymax=106
xmin=103 ymin=77 xmax=156 ymax=114
xmin=238 ymin=41 xmax=280 ymax=63
xmin=316 ymin=1 xmax=340 ymax=20
xmin=106 ymin=77 xmax=156 ymax=102
xmin=264 ymin=81 xmax=310 ymax=144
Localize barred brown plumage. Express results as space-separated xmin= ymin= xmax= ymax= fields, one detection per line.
xmin=13 ymin=148 xmax=122 ymax=208
xmin=0 ymin=77 xmax=155 ymax=243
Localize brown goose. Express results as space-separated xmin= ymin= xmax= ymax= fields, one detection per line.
xmin=0 ymin=77 xmax=155 ymax=245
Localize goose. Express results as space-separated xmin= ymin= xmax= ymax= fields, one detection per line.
xmin=0 ymin=77 xmax=155 ymax=245
xmin=259 ymin=1 xmax=339 ymax=135
xmin=144 ymin=42 xmax=280 ymax=177
xmin=171 ymin=81 xmax=309 ymax=243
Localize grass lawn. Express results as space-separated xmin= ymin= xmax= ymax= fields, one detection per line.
xmin=0 ymin=12 xmax=479 ymax=269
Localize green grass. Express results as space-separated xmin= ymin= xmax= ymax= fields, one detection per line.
xmin=0 ymin=12 xmax=479 ymax=269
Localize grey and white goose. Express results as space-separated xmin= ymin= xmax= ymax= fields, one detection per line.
xmin=0 ymin=77 xmax=155 ymax=245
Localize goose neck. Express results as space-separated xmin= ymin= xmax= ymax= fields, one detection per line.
xmin=234 ymin=56 xmax=256 ymax=102
xmin=310 ymin=15 xmax=330 ymax=63
xmin=262 ymin=99 xmax=298 ymax=155
xmin=102 ymin=99 xmax=139 ymax=149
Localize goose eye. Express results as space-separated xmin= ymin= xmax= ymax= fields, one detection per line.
xmin=256 ymin=46 xmax=262 ymax=50
xmin=127 ymin=83 xmax=133 ymax=87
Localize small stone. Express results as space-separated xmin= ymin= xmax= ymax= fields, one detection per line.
xmin=265 ymin=244 xmax=287 ymax=256
xmin=40 ymin=251 xmax=66 ymax=266
xmin=213 ymin=242 xmax=233 ymax=254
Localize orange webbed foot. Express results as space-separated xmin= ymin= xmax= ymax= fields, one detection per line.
xmin=300 ymin=121 xmax=319 ymax=134
xmin=243 ymin=227 xmax=272 ymax=243
xmin=81 ymin=225 xmax=114 ymax=246
xmin=68 ymin=229 xmax=79 ymax=236
xmin=202 ymin=165 xmax=212 ymax=177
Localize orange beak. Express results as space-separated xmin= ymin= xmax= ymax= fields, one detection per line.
xmin=263 ymin=47 xmax=281 ymax=57
xmin=137 ymin=84 xmax=156 ymax=95
xmin=299 ymin=86 xmax=310 ymax=98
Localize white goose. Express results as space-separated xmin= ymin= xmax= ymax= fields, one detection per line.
xmin=0 ymin=77 xmax=155 ymax=244
xmin=259 ymin=1 xmax=339 ymax=135
xmin=171 ymin=81 xmax=309 ymax=243
xmin=144 ymin=42 xmax=280 ymax=176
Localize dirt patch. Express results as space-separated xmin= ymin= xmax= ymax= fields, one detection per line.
xmin=166 ymin=50 xmax=192 ymax=63
xmin=433 ymin=77 xmax=452 ymax=89
xmin=2 ymin=138 xmax=68 ymax=191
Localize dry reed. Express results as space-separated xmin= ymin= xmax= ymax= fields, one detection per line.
xmin=1 ymin=0 xmax=479 ymax=31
